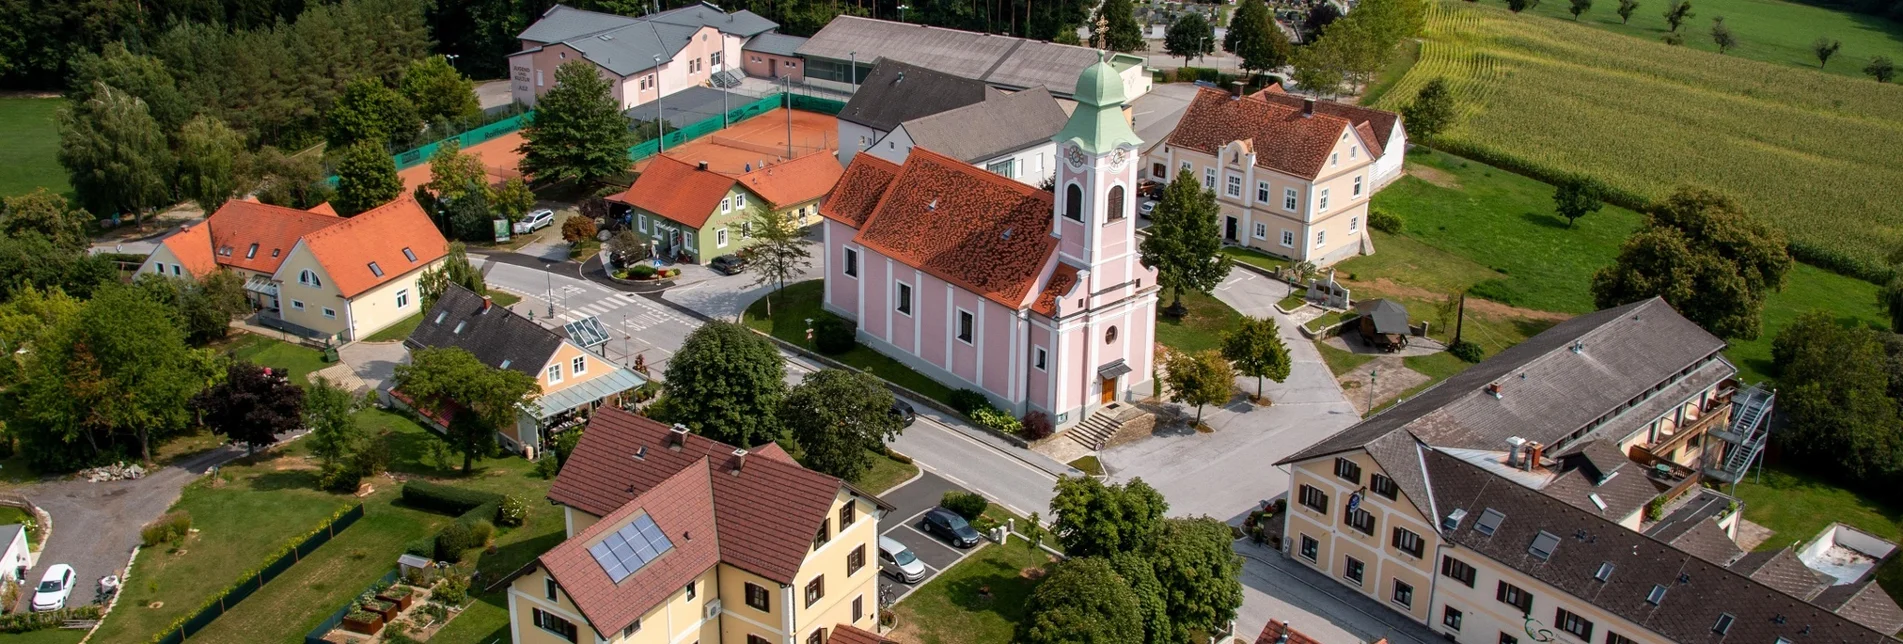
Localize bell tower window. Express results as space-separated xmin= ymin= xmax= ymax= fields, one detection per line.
xmin=1064 ymin=184 xmax=1084 ymax=222
xmin=1107 ymin=186 xmax=1126 ymax=221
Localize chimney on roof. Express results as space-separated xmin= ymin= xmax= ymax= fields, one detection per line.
xmin=1486 ymin=383 xmax=1503 ymax=399
xmin=1303 ymin=97 xmax=1316 ymax=117
xmin=1527 ymin=441 xmax=1545 ymax=471
xmin=480 ymin=295 xmax=493 ymax=312
xmin=729 ymin=448 xmax=748 ymax=474
xmin=669 ymin=423 xmax=689 ymax=450
xmin=698 ymin=161 xmax=710 ymax=171
xmin=1229 ymin=81 xmax=1244 ymax=99
xmin=1506 ymin=436 xmax=1526 ymax=468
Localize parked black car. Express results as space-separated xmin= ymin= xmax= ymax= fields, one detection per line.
xmin=920 ymin=508 xmax=981 ymax=548
xmin=709 ymin=253 xmax=747 ymax=275
xmin=890 ymin=399 xmax=916 ymax=427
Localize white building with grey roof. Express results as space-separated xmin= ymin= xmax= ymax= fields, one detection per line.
xmin=508 ymin=2 xmax=781 ymax=111
xmin=795 ymin=15 xmax=1151 ymax=100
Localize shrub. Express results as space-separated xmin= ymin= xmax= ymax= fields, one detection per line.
xmin=497 ymin=495 xmax=527 ymax=527
xmin=433 ymin=570 xmax=471 ymax=606
xmin=403 ymin=536 xmax=435 ymax=559
xmin=533 ymin=456 xmax=558 ymax=479
xmin=401 ymin=481 xmax=501 ymax=515
xmin=560 ymin=216 xmax=597 ymax=243
xmin=884 ymin=447 xmax=913 ymax=464
xmin=434 ymin=520 xmax=495 ymax=561
xmin=970 ymin=406 xmax=1021 ymax=433
xmin=947 ymin=389 xmax=991 ymax=415
xmin=1368 ymin=208 xmax=1403 ymax=233
xmin=812 ymin=316 xmax=857 ymax=355
xmin=1449 ymin=341 xmax=1484 ymax=363
xmin=627 ymin=263 xmax=657 ymax=279
xmin=941 ymin=491 xmax=989 ymax=521
xmin=0 ymin=605 xmax=103 ymax=633
xmin=140 ymin=511 xmax=193 ymax=547
xmin=320 ymin=462 xmax=364 ymax=492
xmin=1020 ymin=411 xmax=1054 ymax=440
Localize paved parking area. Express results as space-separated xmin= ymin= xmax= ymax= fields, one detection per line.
xmin=874 ymin=471 xmax=982 ymax=605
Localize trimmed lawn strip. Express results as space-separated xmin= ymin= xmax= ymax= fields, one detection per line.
xmin=428 ymin=591 xmax=510 ymax=642
xmin=488 ymin=290 xmax=522 ymax=307
xmin=1156 ymin=291 xmax=1245 ymax=354
xmin=855 ymin=451 xmax=920 ymax=495
xmin=0 ymin=98 xmax=69 ymax=198
xmin=1219 ymin=246 xmax=1289 ymax=274
xmin=1317 ymin=342 xmax=1375 ymax=377
xmin=1276 ymin=292 xmax=1306 ymax=312
xmin=3 ymin=630 xmax=86 ymax=644
xmin=224 ymin=334 xmax=331 ymax=384
xmin=744 ymin=280 xmax=957 ymax=406
xmin=891 ymin=542 xmax=1054 ymax=644
xmin=1068 ymin=456 xmax=1103 ymax=476
xmin=365 ymin=312 xmax=424 ymax=343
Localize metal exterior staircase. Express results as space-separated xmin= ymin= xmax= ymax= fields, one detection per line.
xmin=1705 ymin=384 xmax=1774 ymax=484
xmin=710 ymin=70 xmax=743 ymax=89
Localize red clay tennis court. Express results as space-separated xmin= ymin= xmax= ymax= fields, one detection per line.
xmin=396 ymin=131 xmax=527 ymax=192
xmin=633 ymin=108 xmax=837 ymax=176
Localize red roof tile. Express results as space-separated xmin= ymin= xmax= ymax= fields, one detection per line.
xmin=541 ymin=459 xmax=723 ymax=638
xmin=1031 ymin=263 xmax=1078 ymax=317
xmin=737 ymin=151 xmax=845 ymax=209
xmin=1254 ymin=620 xmax=1335 ymax=644
xmin=819 ymin=154 xmax=901 ymax=228
xmin=609 ymin=155 xmax=739 ymax=229
xmin=847 ymin=148 xmax=1057 ymax=309
xmin=548 ymin=408 xmax=877 ymax=586
xmin=158 ymin=222 xmax=219 ymax=278
xmin=1252 ymin=90 xmax=1401 ymax=153
xmin=299 ymin=197 xmax=449 ymax=298
xmin=1167 ymin=87 xmax=1367 ymax=180
xmin=201 ymin=200 xmax=345 ymax=275
xmin=828 ymin=624 xmax=898 ymax=644
xmin=306 ymin=202 xmax=339 ymax=216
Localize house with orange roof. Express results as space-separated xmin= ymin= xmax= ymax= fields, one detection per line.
xmin=819 ymin=60 xmax=1158 ymax=433
xmin=504 ymin=406 xmax=894 ymax=644
xmin=608 ymin=152 xmax=843 ymax=264
xmin=139 ymin=197 xmax=449 ymax=342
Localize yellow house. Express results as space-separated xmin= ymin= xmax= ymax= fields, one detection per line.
xmin=608 ymin=152 xmax=843 ymax=264
xmin=401 ymin=285 xmax=648 ymax=455
xmin=504 ymin=408 xmax=893 ymax=644
xmin=1144 ymin=87 xmax=1391 ymax=267
xmin=138 ymin=197 xmax=448 ymax=342
xmin=1273 ymin=298 xmax=1902 ymax=642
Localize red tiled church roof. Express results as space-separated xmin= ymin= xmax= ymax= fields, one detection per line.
xmin=843 ymin=148 xmax=1058 ymax=309
xmin=610 ymin=155 xmax=740 ymax=228
xmin=819 ymin=153 xmax=901 ymax=228
xmin=299 ymin=197 xmax=448 ymax=298
xmin=1167 ymin=87 xmax=1369 ymax=180
xmin=737 ymin=151 xmax=845 ymax=209
xmin=1031 ymin=263 xmax=1079 ymax=317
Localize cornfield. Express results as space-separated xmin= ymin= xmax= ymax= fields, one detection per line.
xmin=1375 ymin=1 xmax=1903 ymax=280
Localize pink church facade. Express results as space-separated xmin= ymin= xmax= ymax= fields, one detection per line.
xmin=817 ymin=60 xmax=1158 ymax=428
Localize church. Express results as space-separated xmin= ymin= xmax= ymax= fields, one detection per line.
xmin=817 ymin=57 xmax=1159 ymax=429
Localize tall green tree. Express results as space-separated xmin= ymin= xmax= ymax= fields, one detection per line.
xmin=0 ymin=286 xmax=83 ymax=388
xmin=1221 ymin=316 xmax=1291 ymax=402
xmin=0 ymin=233 xmax=118 ymax=301
xmin=1771 ymin=312 xmax=1903 ymax=486
xmin=327 ymin=77 xmax=417 ymax=148
xmin=66 ymin=42 xmax=190 ymax=132
xmin=1164 ymin=12 xmax=1215 ymax=66
xmin=746 ymin=207 xmax=813 ymax=315
xmin=1569 ymin=0 xmax=1593 ymax=18
xmin=1109 ymin=552 xmax=1172 ymax=643
xmin=657 ymin=320 xmax=786 ymax=447
xmin=1094 ymin=0 xmax=1146 ymax=52
xmin=1882 ymin=275 xmax=1903 ymax=333
xmin=1048 ymin=476 xmax=1168 ymax=558
xmin=1225 ymin=0 xmax=1292 ymax=77
xmin=1591 ymin=187 xmax=1790 ymax=340
xmin=421 ymin=140 xmax=489 ymax=205
xmin=1710 ymin=16 xmax=1737 ymax=53
xmin=305 ymin=375 xmax=364 ymax=469
xmin=1164 ymin=349 xmax=1235 ymax=426
xmin=418 ymin=244 xmax=488 ymax=309
xmin=253 ymin=146 xmax=335 ymax=209
xmin=58 ymin=82 xmax=175 ymax=224
xmin=1149 ymin=517 xmax=1246 ymax=642
xmin=1139 ymin=173 xmax=1230 ymax=317
xmin=1020 ymin=557 xmax=1146 ymax=644
xmin=1 ymin=189 xmax=92 ymax=253
xmin=1663 ymin=0 xmax=1694 ymax=32
xmin=1288 ymin=41 xmax=1348 ymax=96
xmin=394 ymin=346 xmax=540 ymax=472
xmin=519 ymin=60 xmax=638 ymax=187
xmin=335 ymin=140 xmax=403 ymax=216
xmin=176 ymin=115 xmax=250 ymax=213
xmin=779 ymin=369 xmax=903 ymax=482
xmin=1402 ymin=78 xmax=1456 ymax=139
xmin=489 ymin=177 xmax=537 ymax=222
xmin=193 ymin=361 xmax=303 ymax=455
xmin=1552 ymin=175 xmax=1606 ymax=228
xmin=401 ymin=55 xmax=481 ymax=126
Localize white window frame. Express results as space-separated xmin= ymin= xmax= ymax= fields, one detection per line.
xmin=740 ymin=222 xmax=753 ymax=239
xmin=895 ymin=282 xmax=913 ymax=317
xmin=396 ymin=289 xmax=410 ymax=308
xmin=1350 ymin=216 xmax=1359 ymax=233
xmin=955 ymin=308 xmax=975 ymax=345
xmin=721 ymin=197 xmax=732 ymax=214
xmin=1283 ymin=188 xmax=1299 ymax=212
xmin=1253 ymin=222 xmax=1267 ymax=239
xmin=843 ymin=247 xmax=858 ymax=278
xmin=1354 ymin=176 xmax=1364 ymax=197
xmin=1319 ymin=188 xmax=1331 ymax=213
xmin=1281 ymin=230 xmax=1295 ymax=248
xmin=1034 ymin=346 xmax=1047 ymax=371
xmin=1225 ymin=174 xmax=1242 ymax=198
xmin=1351 ymin=145 xmax=1359 ymax=159
xmin=572 ymin=356 xmax=587 ymax=375
xmin=1316 ymin=230 xmax=1327 ymax=248
xmin=547 ymin=363 xmax=564 ymax=384
xmin=1180 ymin=161 xmax=1192 ymax=177
xmin=291 ymin=300 xmax=305 ymax=311
xmin=716 ymin=228 xmax=729 ymax=248
xmin=1331 ymin=152 xmax=1340 ymax=167
xmin=299 ymin=269 xmax=322 ymax=288
xmin=536 ymin=69 xmax=544 ymax=87
xmin=1202 ymin=167 xmax=1216 ymax=189
xmin=172 ymin=264 xmax=183 ymax=276
xmin=733 ymin=193 xmax=747 ymax=209
xmin=322 ymin=307 xmax=337 ymax=319
xmin=1256 ymin=181 xmax=1270 ymax=203
xmin=638 ymin=214 xmax=648 ymax=233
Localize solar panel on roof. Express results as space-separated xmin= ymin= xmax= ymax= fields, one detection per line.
xmin=564 ymin=316 xmax=612 ymax=348
xmin=589 ymin=514 xmax=674 ymax=583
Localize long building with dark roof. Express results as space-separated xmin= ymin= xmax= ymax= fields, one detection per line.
xmin=1274 ymin=297 xmax=1903 ymax=643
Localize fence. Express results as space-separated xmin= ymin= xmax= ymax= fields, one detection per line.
xmin=626 ymin=92 xmax=849 ymax=162
xmin=392 ymin=113 xmax=533 ymax=171
xmin=302 ymin=569 xmax=399 ymax=644
xmin=149 ymin=503 xmax=366 ymax=644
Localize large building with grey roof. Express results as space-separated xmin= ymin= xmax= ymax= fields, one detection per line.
xmin=1274 ymin=297 xmax=1903 ymax=642
xmin=508 ymin=2 xmax=782 ymax=110
xmin=795 ymin=15 xmax=1151 ymax=100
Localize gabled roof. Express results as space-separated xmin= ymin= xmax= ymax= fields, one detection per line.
xmin=1254 ymin=89 xmax=1403 ymax=148
xmin=1166 ymin=87 xmax=1370 ymax=180
xmin=200 ymin=200 xmax=343 ymax=275
xmin=297 ymin=197 xmax=447 ymax=298
xmin=540 ymin=459 xmax=722 ymax=638
xmin=548 ymin=407 xmax=892 ymax=588
xmin=406 ymin=285 xmax=565 ymax=379
xmin=609 ymin=155 xmax=740 ymax=229
xmin=155 ymin=222 xmax=219 ymax=278
xmin=515 ymin=3 xmax=778 ymax=77
xmin=818 ymin=153 xmax=901 ymax=228
xmin=828 ymin=624 xmax=899 ymax=644
xmin=1354 ymin=298 xmax=1408 ymax=335
xmin=895 ymin=87 xmax=1070 ymax=164
xmin=844 ymin=148 xmax=1057 ymax=309
xmin=838 ymin=59 xmax=998 ymax=133
xmin=1253 ymin=620 xmax=1331 ymax=644
xmin=742 ymin=32 xmax=807 ymax=56
xmin=735 ymin=151 xmax=845 ymax=209
xmin=797 ymin=16 xmax=1145 ymax=97
xmin=1030 ymin=263 xmax=1079 ymax=317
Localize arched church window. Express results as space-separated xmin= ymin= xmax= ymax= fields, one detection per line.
xmin=1064 ymin=184 xmax=1084 ymax=222
xmin=1107 ymin=186 xmax=1126 ymax=221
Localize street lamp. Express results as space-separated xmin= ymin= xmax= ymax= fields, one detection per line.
xmin=897 ymin=4 xmax=910 ymax=22
xmin=444 ymin=53 xmax=460 ymax=69
xmin=545 ymin=262 xmax=556 ymax=319
xmin=654 ymin=54 xmax=666 ymax=152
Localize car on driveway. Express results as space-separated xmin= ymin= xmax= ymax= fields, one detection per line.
xmin=920 ymin=508 xmax=981 ymax=548
xmin=878 ymin=536 xmax=928 ymax=583
xmin=708 ymin=253 xmax=747 ymax=275
xmin=31 ymin=564 xmax=75 ymax=611
xmin=512 ymin=209 xmax=555 ymax=235
xmin=890 ymin=399 xmax=916 ymax=427
xmin=1139 ymin=200 xmax=1158 ymax=218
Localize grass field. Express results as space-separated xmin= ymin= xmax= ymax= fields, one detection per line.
xmin=745 ymin=280 xmax=958 ymax=406
xmin=890 ymin=542 xmax=1054 ymax=644
xmin=1373 ymin=0 xmax=1903 ymax=276
xmin=0 ymin=98 xmax=68 ymax=198
xmin=1732 ymin=464 xmax=1903 ymax=604
xmin=223 ymin=334 xmax=331 ymax=383
xmin=1497 ymin=0 xmax=1903 ymax=78
xmin=1156 ymin=291 xmax=1247 ymax=354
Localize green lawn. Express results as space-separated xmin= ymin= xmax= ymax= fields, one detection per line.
xmin=1 ymin=629 xmax=86 ymax=644
xmin=428 ymin=592 xmax=511 ymax=643
xmin=1732 ymin=464 xmax=1903 ymax=606
xmin=1275 ymin=292 xmax=1307 ymax=312
xmin=854 ymin=450 xmax=920 ymax=495
xmin=1726 ymin=262 xmax=1885 ymax=384
xmin=364 ymin=312 xmax=424 ymax=343
xmin=1067 ymin=455 xmax=1104 ymax=476
xmin=1501 ymin=0 xmax=1903 ymax=78
xmin=1359 ymin=38 xmax=1423 ymax=106
xmin=1317 ymin=342 xmax=1377 ymax=377
xmin=0 ymin=506 xmax=37 ymax=549
xmin=223 ymin=334 xmax=331 ymax=384
xmin=743 ymin=280 xmax=957 ymax=406
xmin=891 ymin=542 xmax=1055 ymax=644
xmin=1219 ymin=246 xmax=1289 ymax=274
xmin=1156 ymin=291 xmax=1246 ymax=354
xmin=0 ymin=98 xmax=68 ymax=198
xmin=489 ymin=290 xmax=522 ymax=308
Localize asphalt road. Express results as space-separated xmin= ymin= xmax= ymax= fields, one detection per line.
xmin=873 ymin=472 xmax=982 ymax=605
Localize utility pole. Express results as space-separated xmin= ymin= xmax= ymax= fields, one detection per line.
xmin=654 ymin=55 xmax=666 ymax=153
xmin=785 ymin=75 xmax=794 ymax=158
xmin=545 ymin=262 xmax=555 ymax=319
xmin=1454 ymin=292 xmax=1466 ymax=346
xmin=1367 ymin=366 xmax=1376 ymax=411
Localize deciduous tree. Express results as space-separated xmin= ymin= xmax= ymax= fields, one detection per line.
xmin=1163 ymin=349 xmax=1234 ymax=426
xmin=1225 ymin=0 xmax=1292 ymax=77
xmin=326 ymin=77 xmax=418 ymax=149
xmin=1553 ymin=174 xmax=1606 ymax=228
xmin=1150 ymin=517 xmax=1246 ymax=641
xmin=402 ymin=55 xmax=481 ymax=126
xmin=519 ymin=60 xmax=637 ymax=187
xmin=1 ymin=190 xmax=91 ymax=253
xmin=1663 ymin=0 xmax=1694 ymax=32
xmin=1095 ymin=0 xmax=1147 ymax=52
xmin=779 ymin=369 xmax=902 ymax=482
xmin=1617 ymin=0 xmax=1640 ymax=22
xmin=1164 ymin=13 xmax=1215 ymax=66
xmin=1868 ymin=56 xmax=1897 ymax=82
xmin=65 ymin=42 xmax=190 ymax=132
xmin=1048 ymin=476 xmax=1168 ymax=558
xmin=394 ymin=346 xmax=540 ymax=472
xmin=1139 ymin=173 xmax=1230 ymax=317
xmin=1591 ymin=187 xmax=1790 ymax=340
xmin=1880 ymin=274 xmax=1903 ymax=332
xmin=335 ymin=140 xmax=403 ymax=216
xmin=176 ymin=115 xmax=248 ymax=213
xmin=305 ymin=375 xmax=363 ymax=468
xmin=1814 ymin=37 xmax=1843 ymax=67
xmin=194 ymin=361 xmax=303 ymax=454
xmin=1710 ymin=16 xmax=1737 ymax=53
xmin=58 ymin=82 xmax=175 ymax=224
xmin=1771 ymin=312 xmax=1903 ymax=487
xmin=418 ymin=243 xmax=487 ymax=309
xmin=489 ymin=177 xmax=536 ymax=222
xmin=1222 ymin=316 xmax=1291 ymax=401
xmin=253 ymin=146 xmax=335 ymax=210
xmin=560 ymin=215 xmax=597 ymax=243
xmin=657 ymin=320 xmax=786 ymax=447
xmin=1020 ymin=557 xmax=1145 ymax=644
xmin=746 ymin=207 xmax=813 ymax=315
xmin=422 ymin=140 xmax=489 ymax=206
xmin=1569 ymin=0 xmax=1593 ymax=19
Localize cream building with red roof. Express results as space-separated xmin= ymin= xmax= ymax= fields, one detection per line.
xmin=138 ymin=197 xmax=448 ymax=342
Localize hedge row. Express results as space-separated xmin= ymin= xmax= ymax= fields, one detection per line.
xmin=399 ymin=482 xmax=523 ymax=563
xmin=147 ymin=503 xmax=363 ymax=644
xmin=0 ymin=605 xmax=102 ymax=633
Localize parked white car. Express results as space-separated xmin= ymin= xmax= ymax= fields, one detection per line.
xmin=877 ymin=536 xmax=927 ymax=583
xmin=512 ymin=209 xmax=556 ymax=235
xmin=31 ymin=564 xmax=75 ymax=612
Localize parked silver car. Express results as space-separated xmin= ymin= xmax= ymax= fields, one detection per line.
xmin=878 ymin=536 xmax=927 ymax=583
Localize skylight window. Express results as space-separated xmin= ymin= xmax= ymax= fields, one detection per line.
xmin=402 ymin=247 xmax=417 ymax=262
xmin=1646 ymin=584 xmax=1667 ymax=605
xmin=1475 ymin=509 xmax=1505 ymax=536
xmin=1594 ymin=562 xmax=1614 ymax=582
xmin=435 ymin=312 xmax=447 ymax=324
xmin=499 ymin=359 xmax=512 ymax=369
xmin=453 ymin=321 xmax=466 ymax=334
xmin=368 ymin=262 xmax=384 ymax=277
xmin=246 ymin=243 xmax=258 ymax=259
xmin=1528 ymin=531 xmax=1560 ymax=560
xmin=589 ymin=514 xmax=675 ymax=583
xmin=1713 ymin=613 xmax=1734 ymax=635
xmin=271 ymin=249 xmax=280 ymax=257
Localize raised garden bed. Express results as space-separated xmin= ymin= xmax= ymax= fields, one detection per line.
xmin=342 ymin=610 xmax=385 ymax=635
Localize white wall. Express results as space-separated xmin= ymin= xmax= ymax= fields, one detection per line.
xmin=837 ymin=121 xmax=885 ymax=167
